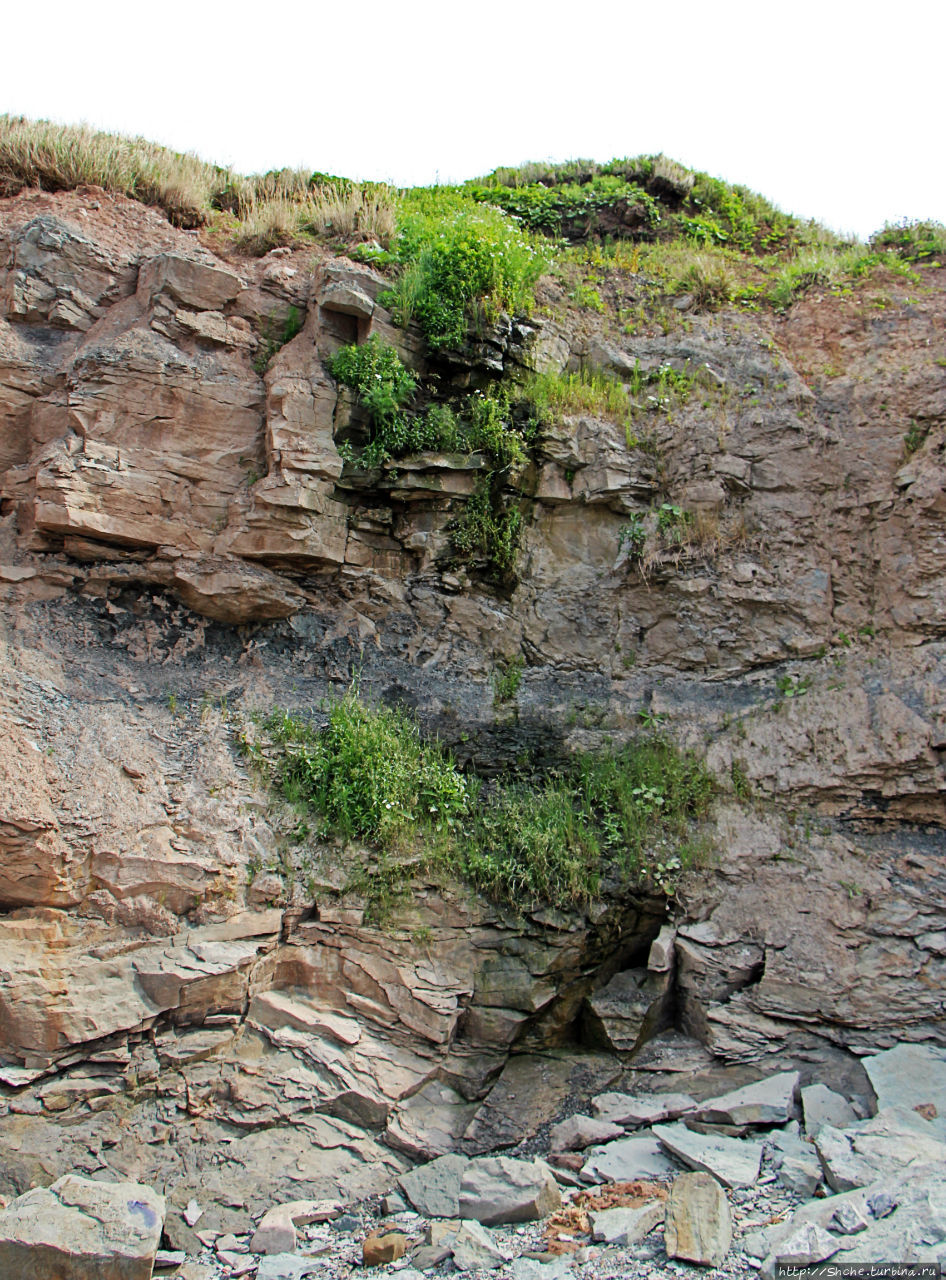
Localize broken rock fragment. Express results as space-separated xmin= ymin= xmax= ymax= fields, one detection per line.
xmin=692 ymin=1071 xmax=799 ymax=1127
xmin=0 ymin=1175 xmax=165 ymax=1280
xmin=663 ymin=1171 xmax=732 ymax=1267
xmin=652 ymin=1122 xmax=763 ymax=1188
xmin=458 ymin=1156 xmax=561 ymax=1225
xmin=549 ymin=1113 xmax=624 ymax=1152
xmin=591 ymin=1090 xmax=696 ymax=1126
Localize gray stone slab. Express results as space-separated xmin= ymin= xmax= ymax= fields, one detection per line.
xmin=862 ymin=1044 xmax=946 ymax=1139
xmin=256 ymin=1257 xmax=320 ymax=1280
xmin=458 ymin=1158 xmax=561 ymax=1226
xmin=451 ymin=1220 xmax=510 ymax=1270
xmin=652 ymin=1122 xmax=763 ymax=1188
xmin=580 ymin=1133 xmax=676 ymax=1182
xmin=693 ymin=1071 xmax=799 ymax=1127
xmin=398 ymin=1153 xmax=469 ymax=1219
xmin=549 ymin=1114 xmax=624 ymax=1153
xmin=801 ymin=1083 xmax=858 ymax=1137
xmin=591 ymin=1091 xmax=696 ymax=1126
xmin=588 ymin=1202 xmax=664 ymax=1244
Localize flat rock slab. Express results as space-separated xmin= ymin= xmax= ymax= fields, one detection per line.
xmin=801 ymin=1083 xmax=858 ymax=1137
xmin=588 ymin=1202 xmax=664 ymax=1244
xmin=398 ymin=1153 xmax=469 ymax=1218
xmin=653 ymin=1123 xmax=763 ymax=1188
xmin=591 ymin=1091 xmax=696 ymax=1126
xmin=580 ymin=1134 xmax=676 ymax=1182
xmin=862 ymin=1044 xmax=946 ymax=1139
xmin=459 ymin=1157 xmax=561 ymax=1225
xmin=774 ymin=1222 xmax=840 ymax=1267
xmin=255 ymin=1256 xmax=321 ymax=1280
xmin=815 ymin=1106 xmax=946 ymax=1192
xmin=0 ymin=1175 xmax=165 ymax=1280
xmin=508 ymin=1257 xmax=576 ymax=1280
xmin=451 ymin=1220 xmax=510 ymax=1270
xmin=693 ymin=1071 xmax=799 ymax=1127
xmin=549 ymin=1114 xmax=624 ymax=1152
xmin=664 ymin=1171 xmax=732 ymax=1267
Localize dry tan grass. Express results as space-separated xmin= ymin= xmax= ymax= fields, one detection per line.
xmin=0 ymin=116 xmax=397 ymax=252
xmin=652 ymin=153 xmax=695 ymax=197
xmin=0 ymin=114 xmax=227 ymax=226
xmin=233 ymin=184 xmax=396 ymax=255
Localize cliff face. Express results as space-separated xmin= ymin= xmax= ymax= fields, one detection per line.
xmin=0 ymin=185 xmax=944 ymax=1218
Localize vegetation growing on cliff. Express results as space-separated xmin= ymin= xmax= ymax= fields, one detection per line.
xmin=380 ymin=192 xmax=547 ymax=348
xmin=4 ymin=115 xmax=938 ymax=341
xmin=329 ymin=338 xmax=527 ymax=471
xmin=242 ymin=687 xmax=715 ymax=921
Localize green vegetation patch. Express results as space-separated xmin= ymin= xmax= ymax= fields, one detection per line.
xmin=449 ymin=482 xmax=523 ymax=579
xmin=381 ymin=191 xmax=547 ymax=350
xmin=525 ymin=362 xmax=694 ymax=446
xmin=243 ymin=687 xmax=715 ymax=920
xmin=872 ymin=219 xmax=946 ymax=263
xmin=467 ymin=174 xmax=660 ymax=238
xmin=329 ymin=337 xmax=527 ymax=473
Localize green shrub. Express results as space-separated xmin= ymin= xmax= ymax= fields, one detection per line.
xmin=329 ymin=343 xmax=526 ymax=474
xmin=467 ymin=174 xmax=660 ymax=238
xmin=872 ymin=219 xmax=946 ymax=262
xmin=249 ymin=689 xmax=716 ymax=917
xmin=261 ymin=690 xmax=472 ymax=850
xmin=384 ymin=193 xmax=547 ymax=349
xmin=329 ymin=334 xmax=416 ymax=423
xmin=450 ymin=483 xmax=522 ymax=577
xmin=656 ymin=503 xmax=692 ymax=544
xmin=492 ymin=656 xmax=524 ymax=706
xmin=904 ymin=420 xmax=929 ymax=454
xmin=466 ymin=389 xmax=526 ymax=468
xmin=618 ymin=514 xmax=647 ymax=556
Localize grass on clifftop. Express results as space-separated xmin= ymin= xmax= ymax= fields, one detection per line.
xmin=241 ymin=686 xmax=715 ymax=921
xmin=3 ymin=116 xmax=940 ymax=343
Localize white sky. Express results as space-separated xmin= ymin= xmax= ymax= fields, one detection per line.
xmin=3 ymin=0 xmax=943 ymax=240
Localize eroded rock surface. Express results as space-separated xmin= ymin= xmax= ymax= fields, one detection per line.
xmin=0 ymin=186 xmax=944 ymax=1227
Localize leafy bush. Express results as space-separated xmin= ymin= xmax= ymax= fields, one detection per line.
xmin=384 ymin=193 xmax=547 ymax=349
xmin=492 ymin=656 xmax=524 ymax=706
xmin=249 ymin=688 xmax=716 ymax=917
xmin=656 ymin=503 xmax=692 ymax=544
xmin=465 ymin=389 xmax=526 ymax=468
xmin=261 ymin=692 xmax=471 ymax=853
xmin=618 ymin=514 xmax=647 ymax=556
xmin=330 ymin=341 xmax=526 ymax=474
xmin=871 ymin=219 xmax=946 ymax=262
xmin=329 ymin=335 xmax=416 ymax=424
xmin=450 ymin=484 xmax=522 ymax=577
xmin=467 ymin=175 xmax=660 ymax=238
